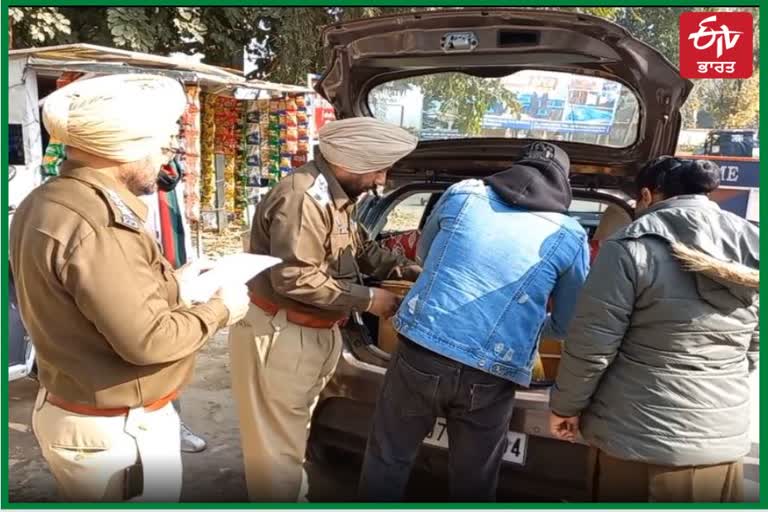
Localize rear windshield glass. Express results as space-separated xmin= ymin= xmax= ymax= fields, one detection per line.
xmin=368 ymin=70 xmax=640 ymax=148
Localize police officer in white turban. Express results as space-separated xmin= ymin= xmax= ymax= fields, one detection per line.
xmin=229 ymin=117 xmax=422 ymax=502
xmin=10 ymin=74 xmax=250 ymax=502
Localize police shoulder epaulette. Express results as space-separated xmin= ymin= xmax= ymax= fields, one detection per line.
xmin=103 ymin=189 xmax=142 ymax=231
xmin=306 ymin=173 xmax=331 ymax=207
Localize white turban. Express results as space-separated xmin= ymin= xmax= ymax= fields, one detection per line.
xmin=319 ymin=117 xmax=419 ymax=174
xmin=43 ymin=74 xmax=186 ymax=163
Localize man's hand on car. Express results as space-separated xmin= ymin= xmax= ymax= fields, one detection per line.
xmin=367 ymin=288 xmax=402 ymax=318
xmin=549 ymin=412 xmax=580 ymax=442
xmin=388 ymin=263 xmax=423 ymax=282
xmin=401 ymin=264 xmax=423 ymax=282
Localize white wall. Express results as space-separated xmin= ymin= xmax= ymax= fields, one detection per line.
xmin=375 ymin=87 xmax=423 ymax=133
xmin=9 ymin=57 xmax=44 ymax=209
xmin=677 ymin=128 xmax=709 ymax=148
xmin=747 ymin=188 xmax=759 ymax=223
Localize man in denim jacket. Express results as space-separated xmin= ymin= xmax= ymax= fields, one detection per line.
xmin=359 ymin=142 xmax=590 ymax=501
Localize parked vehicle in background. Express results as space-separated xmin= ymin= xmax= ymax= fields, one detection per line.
xmin=703 ymin=129 xmax=759 ymax=158
xmin=8 ymin=264 xmax=36 ymax=381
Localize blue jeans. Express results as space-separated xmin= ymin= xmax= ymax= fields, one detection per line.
xmin=359 ymin=336 xmax=518 ymax=502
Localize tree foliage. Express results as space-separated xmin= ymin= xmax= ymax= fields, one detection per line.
xmin=612 ymin=7 xmax=760 ymax=130
xmin=9 ymin=6 xmax=759 ymax=129
xmin=9 ymin=7 xmax=71 ymax=46
xmin=702 ymin=74 xmax=760 ymax=129
xmin=10 ymin=7 xmax=268 ymax=69
xmin=420 ymin=75 xmax=521 ymax=136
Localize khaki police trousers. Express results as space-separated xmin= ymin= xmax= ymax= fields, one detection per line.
xmin=32 ymin=388 xmax=182 ymax=502
xmin=589 ymin=448 xmax=744 ymax=502
xmin=228 ymin=305 xmax=342 ymax=502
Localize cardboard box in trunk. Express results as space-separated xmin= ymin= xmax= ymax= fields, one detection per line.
xmin=377 ymin=280 xmax=412 ymax=355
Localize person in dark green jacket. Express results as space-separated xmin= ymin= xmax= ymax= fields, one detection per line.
xmin=549 ymin=156 xmax=759 ymax=503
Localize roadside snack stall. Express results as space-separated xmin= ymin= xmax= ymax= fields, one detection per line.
xmin=9 ymin=44 xmax=321 ymax=237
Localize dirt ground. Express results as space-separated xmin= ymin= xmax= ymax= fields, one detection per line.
xmin=8 ymin=326 xmax=762 ymax=503
xmin=7 ymin=329 xmax=360 ymax=503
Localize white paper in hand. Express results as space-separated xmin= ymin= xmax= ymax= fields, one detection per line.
xmin=184 ymin=253 xmax=281 ymax=304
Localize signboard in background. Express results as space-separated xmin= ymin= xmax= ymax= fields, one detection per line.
xmin=307 ymin=73 xmax=336 ymax=138
xmin=717 ymin=159 xmax=760 ymax=188
xmin=711 ymin=157 xmax=759 ymax=222
xmin=673 ymin=154 xmax=760 ymax=189
xmin=676 ymin=154 xmax=760 ymax=223
xmin=710 ymin=188 xmax=753 ymax=220
xmin=481 ymin=70 xmax=622 ymax=136
xmin=314 ymin=106 xmax=336 ymax=133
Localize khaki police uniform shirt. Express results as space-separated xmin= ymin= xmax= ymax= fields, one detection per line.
xmin=248 ymin=156 xmax=418 ymax=320
xmin=9 ymin=163 xmax=230 ymax=408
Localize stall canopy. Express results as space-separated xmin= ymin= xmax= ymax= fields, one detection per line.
xmin=9 ymin=43 xmax=309 ymax=95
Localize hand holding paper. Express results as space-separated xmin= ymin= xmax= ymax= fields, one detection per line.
xmin=216 ymin=283 xmax=250 ymax=326
xmin=180 ymin=253 xmax=282 ymax=305
xmin=177 ymin=258 xmax=214 ymax=308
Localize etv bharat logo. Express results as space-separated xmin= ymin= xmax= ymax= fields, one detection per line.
xmin=679 ymin=12 xmax=753 ymax=79
xmin=689 ymin=15 xmax=742 ymax=58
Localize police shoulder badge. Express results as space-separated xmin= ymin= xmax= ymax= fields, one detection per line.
xmin=306 ymin=174 xmax=331 ymax=207
xmin=104 ymin=189 xmax=142 ymax=230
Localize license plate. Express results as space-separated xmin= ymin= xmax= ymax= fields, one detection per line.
xmin=422 ymin=417 xmax=528 ymax=465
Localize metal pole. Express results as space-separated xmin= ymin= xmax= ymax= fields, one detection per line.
xmin=214 ymin=154 xmax=228 ymax=232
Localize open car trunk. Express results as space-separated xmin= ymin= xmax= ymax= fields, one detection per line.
xmin=316 ymin=9 xmax=692 ymax=192
xmin=307 ymin=12 xmax=692 ymax=490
